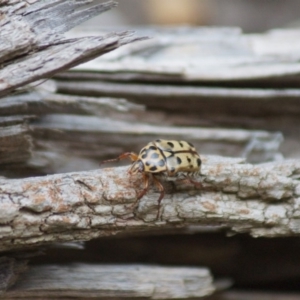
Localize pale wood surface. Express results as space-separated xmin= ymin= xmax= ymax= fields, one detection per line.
xmin=62 ymin=26 xmax=300 ymax=83
xmin=4 ymin=264 xmax=214 ymax=299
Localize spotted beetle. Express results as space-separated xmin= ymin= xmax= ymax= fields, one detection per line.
xmin=102 ymin=139 xmax=202 ymax=217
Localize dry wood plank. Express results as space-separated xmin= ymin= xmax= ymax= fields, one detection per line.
xmin=6 ymin=114 xmax=281 ymax=176
xmin=0 ymin=90 xmax=283 ymax=175
xmin=0 ymin=116 xmax=33 ymax=165
xmin=55 ymin=79 xmax=300 ymax=116
xmin=4 ymin=264 xmax=215 ymax=299
xmin=83 ymin=232 xmax=300 ymax=287
xmin=0 ymin=91 xmax=144 ymax=175
xmin=0 ymin=156 xmax=299 ymax=252
xmin=0 ymin=90 xmax=144 ymax=116
xmin=0 ymin=0 xmax=145 ymax=98
xmin=31 ymin=114 xmax=283 ymax=164
xmin=59 ymin=27 xmax=300 ymax=84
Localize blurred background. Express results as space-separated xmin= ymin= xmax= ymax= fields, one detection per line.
xmin=85 ymin=0 xmax=300 ymax=32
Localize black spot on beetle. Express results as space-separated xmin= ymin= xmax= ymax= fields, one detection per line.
xmin=187 ymin=156 xmax=191 ymax=163
xmin=150 ymin=166 xmax=157 ymax=171
xmin=142 ymin=153 xmax=147 ymax=159
xmin=197 ymin=158 xmax=201 ymax=167
xmin=176 ymin=157 xmax=182 ymax=165
xmin=149 ymin=146 xmax=157 ymax=151
xmin=156 ymin=139 xmax=161 ymax=142
xmin=145 ymin=161 xmax=150 ymax=166
xmin=157 ymin=159 xmax=165 ymax=167
xmin=170 ymin=167 xmax=175 ymax=173
xmin=179 ymin=142 xmax=184 ymax=147
xmin=151 ymin=152 xmax=159 ymax=159
xmin=167 ymin=142 xmax=174 ymax=148
xmin=189 ymin=165 xmax=193 ymax=168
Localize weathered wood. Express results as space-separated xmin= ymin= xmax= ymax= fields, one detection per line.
xmin=56 ymin=80 xmax=300 ymax=117
xmin=4 ymin=264 xmax=215 ymax=298
xmin=32 ymin=114 xmax=283 ymax=162
xmin=0 ymin=156 xmax=299 ymax=252
xmin=51 ymin=26 xmax=300 ymax=166
xmin=0 ymin=110 xmax=283 ymax=177
xmin=0 ymin=256 xmax=28 ymax=293
xmin=83 ymin=232 xmax=300 ymax=288
xmin=59 ymin=27 xmax=300 ymax=84
xmin=0 ymin=0 xmax=145 ymax=98
xmin=3 ymin=1 xmax=300 ymax=297
xmin=0 ymin=116 xmax=33 ymax=165
xmin=0 ymin=90 xmax=144 ymax=116
xmin=0 ymin=91 xmax=145 ymax=175
xmin=0 ymin=89 xmax=283 ymax=176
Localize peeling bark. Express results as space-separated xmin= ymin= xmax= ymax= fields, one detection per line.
xmin=0 ymin=156 xmax=299 ymax=252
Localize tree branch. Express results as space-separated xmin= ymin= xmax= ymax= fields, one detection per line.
xmin=0 ymin=156 xmax=299 ymax=252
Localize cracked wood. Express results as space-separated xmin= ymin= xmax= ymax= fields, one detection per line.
xmin=0 ymin=155 xmax=299 ymax=252
xmin=0 ymin=0 xmax=145 ymax=98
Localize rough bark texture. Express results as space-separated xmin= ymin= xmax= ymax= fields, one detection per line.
xmin=0 ymin=156 xmax=299 ymax=252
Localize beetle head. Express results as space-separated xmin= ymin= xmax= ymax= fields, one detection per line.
xmin=128 ymin=159 xmax=144 ymax=175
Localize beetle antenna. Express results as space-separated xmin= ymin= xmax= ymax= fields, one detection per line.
xmin=100 ymin=157 xmax=121 ymax=165
xmin=100 ymin=152 xmax=139 ymax=166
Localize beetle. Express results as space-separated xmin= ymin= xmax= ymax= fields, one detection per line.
xmin=101 ymin=139 xmax=202 ymax=217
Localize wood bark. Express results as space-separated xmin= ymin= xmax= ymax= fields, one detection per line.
xmin=0 ymin=155 xmax=299 ymax=252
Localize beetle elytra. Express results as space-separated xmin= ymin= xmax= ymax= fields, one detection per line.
xmin=102 ymin=139 xmax=202 ymax=218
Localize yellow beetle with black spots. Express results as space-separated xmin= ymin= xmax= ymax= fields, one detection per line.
xmin=102 ymin=139 xmax=202 ymax=217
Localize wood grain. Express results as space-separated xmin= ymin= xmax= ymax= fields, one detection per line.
xmin=5 ymin=264 xmax=215 ymax=298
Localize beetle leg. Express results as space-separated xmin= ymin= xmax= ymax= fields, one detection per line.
xmin=186 ymin=176 xmax=202 ymax=189
xmin=129 ymin=173 xmax=150 ymax=210
xmin=173 ymin=175 xmax=202 ymax=191
xmin=137 ymin=173 xmax=150 ymax=200
xmin=101 ymin=152 xmax=138 ymax=165
xmin=152 ymin=175 xmax=165 ymax=219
